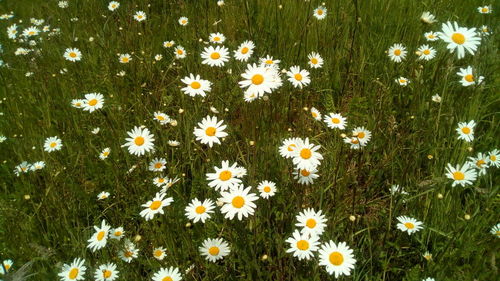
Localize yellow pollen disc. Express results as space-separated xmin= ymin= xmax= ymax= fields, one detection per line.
xmin=154 ymin=163 xmax=162 ymax=169
xmin=265 ymin=59 xmax=273 ymax=64
xmin=453 ymin=171 xmax=465 ymax=180
xmin=306 ymin=218 xmax=316 ymax=228
xmin=311 ymin=112 xmax=318 ymax=117
xmin=150 ymin=200 xmax=162 ymax=210
xmin=300 ymin=169 xmax=310 ymax=177
xmin=317 ymin=9 xmax=323 ymax=15
xmin=482 ymin=7 xmax=488 ymax=13
xmin=294 ymin=73 xmax=303 ymax=81
xmin=4 ymin=265 xmax=10 ymax=270
xmin=399 ymin=79 xmax=406 ymax=83
xmin=88 ymin=99 xmax=98 ymax=106
xmin=263 ymin=186 xmax=271 ymax=193
xmin=158 ymin=178 xmax=165 ymax=183
xmin=219 ymin=170 xmax=232 ymax=181
xmin=210 ymin=52 xmax=221 ymax=59
xmin=124 ymin=251 xmax=133 ymax=257
xmin=103 ymin=270 xmax=112 ymax=278
xmin=97 ymin=231 xmax=105 ymax=241
xmin=114 ymin=231 xmax=122 ymax=236
xmin=50 ymin=142 xmax=57 ymax=148
xmin=394 ymin=49 xmax=401 ymax=56
xmin=190 ymin=81 xmax=201 ymax=89
xmin=69 ymin=52 xmax=77 ymax=58
xmin=214 ymin=36 xmax=220 ymax=41
xmin=451 ymin=33 xmax=465 ymax=45
xmin=496 ymin=231 xmax=500 ymax=236
xmin=251 ymin=74 xmax=264 ymax=85
xmin=209 ymin=246 xmax=220 ymax=256
xmin=195 ymin=205 xmax=206 ymax=214
xmin=490 ymin=155 xmax=497 ymax=161
xmin=331 ymin=118 xmax=340 ymax=124
xmin=428 ymin=34 xmax=435 ymax=39
xmin=241 ymin=47 xmax=249 ymax=54
xmin=122 ymin=57 xmax=129 ymax=63
xmin=358 ymin=132 xmax=366 ymax=139
xmin=232 ymin=196 xmax=245 ymax=208
xmin=296 ymin=240 xmax=309 ymax=250
xmin=103 ymin=151 xmax=109 ymax=156
xmin=476 ymin=159 xmax=485 ymax=167
xmin=423 ymin=49 xmax=430 ymax=55
xmin=404 ymin=222 xmax=415 ymax=229
xmin=329 ymin=252 xmax=344 ymax=266
xmin=311 ymin=58 xmax=318 ymax=64
xmin=154 ymin=249 xmax=163 ymax=257
xmin=134 ymin=136 xmax=145 ymax=146
xmin=182 ymin=20 xmax=187 ymax=24
xmin=461 ymin=127 xmax=471 ymax=134
xmin=177 ymin=50 xmax=183 ymax=55
xmin=157 ymin=115 xmax=165 ymax=121
xmin=287 ymin=144 xmax=296 ymax=151
xmin=205 ymin=127 xmax=216 ymax=136
xmin=68 ymin=268 xmax=79 ymax=279
xmin=300 ymin=148 xmax=312 ymax=159
xmin=162 ymin=277 xmax=173 ymax=281
xmin=351 ymin=138 xmax=359 ymax=144
xmin=464 ymin=74 xmax=474 ymax=83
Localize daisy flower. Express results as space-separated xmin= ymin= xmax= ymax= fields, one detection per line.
xmin=323 ymin=113 xmax=347 ymax=129
xmin=396 ymin=216 xmax=423 ymax=234
xmin=58 ymin=258 xmax=86 ymax=281
xmin=468 ymin=152 xmax=489 ymax=176
xmin=432 ymin=94 xmax=442 ymax=103
xmin=44 ymin=136 xmax=62 ymax=152
xmin=287 ymin=66 xmax=310 ymax=88
xmin=292 ymin=138 xmax=323 ymax=170
xmin=318 ymin=241 xmax=356 ymax=277
xmin=108 ymin=1 xmax=120 ymax=11
xmin=285 ymin=230 xmax=320 ymax=260
xmin=445 ymin=163 xmax=477 ymax=187
xmin=119 ymin=54 xmax=131 ymax=63
xmin=174 ymin=46 xmax=186 ymax=59
xmin=310 ymin=107 xmax=321 ymax=121
xmin=152 ymin=267 xmax=182 ymax=281
xmin=7 ymin=24 xmax=18 ymax=39
xmin=259 ymin=55 xmax=281 ymax=69
xmin=201 ymin=45 xmax=230 ymax=67
xmin=64 ymin=48 xmax=82 ymax=62
xmin=307 ymin=52 xmax=324 ymax=68
xmin=480 ymin=25 xmax=490 ymax=36
xmin=178 ymin=17 xmax=188 ymax=26
xmin=478 ymin=6 xmax=492 ymax=14
xmin=97 ymin=191 xmax=110 ymax=200
xmin=148 ymin=158 xmax=167 ymax=172
xmin=313 ymin=6 xmax=327 ymax=20
xmin=122 ymin=126 xmax=155 ymax=156
xmin=387 ymin=44 xmax=406 ymax=62
xmin=344 ymin=126 xmax=372 ymax=149
xmin=82 ymin=93 xmax=104 ymax=112
xmin=206 ymin=161 xmax=244 ymax=192
xmin=185 ymin=198 xmax=215 ymax=223
xmin=219 ymin=185 xmax=258 ymax=220
xmin=389 ymin=184 xmax=409 ymax=196
xmin=153 ymin=111 xmax=170 ymax=125
xmin=488 ymin=149 xmax=499 ymax=167
xmin=140 ymin=192 xmax=173 ymax=221
xmin=456 ymin=120 xmax=476 ymax=142
xmin=133 ymin=11 xmax=146 ymax=22
xmin=153 ymin=247 xmax=167 ymax=260
xmin=181 ymin=74 xmax=212 ymax=97
xmin=490 ymin=223 xmax=500 ymax=238
xmin=457 ymin=66 xmax=483 ymax=86
xmin=31 ymin=161 xmax=45 ymax=171
xmin=0 ymin=259 xmax=13 ymax=274
xmin=239 ymin=63 xmax=281 ymax=97
xmin=119 ymin=240 xmax=139 ymax=263
xmin=296 ymin=208 xmax=327 ymax=237
xmin=99 ymin=148 xmax=110 ymax=160
xmin=193 ymin=115 xmax=228 ymax=148
xmin=293 ymin=167 xmax=319 ymax=185
xmin=94 ymin=263 xmax=118 ymax=281
xmin=279 ymin=137 xmax=302 ymax=159
xmin=22 ymin=26 xmax=39 ymax=37
xmin=110 ymin=227 xmax=124 ymax=240
xmin=87 ymin=220 xmax=111 ymax=252
xmin=257 ymin=180 xmax=277 ymax=199
xmin=199 ymin=238 xmax=231 ymax=262
xmin=153 ymin=175 xmax=169 ymax=187
xmin=420 ymin=12 xmax=437 ymax=24
xmin=234 ymin=40 xmax=254 ymax=61
xmin=417 ymin=45 xmax=436 ymax=61
xmin=438 ymin=21 xmax=481 ymax=59
xmin=395 ymin=76 xmax=410 ymax=86
xmin=424 ymin=31 xmax=439 ymax=41
xmin=209 ymin=32 xmax=225 ymax=44
xmin=14 ymin=162 xmax=31 ymax=176
xmin=163 ymin=40 xmax=175 ymax=48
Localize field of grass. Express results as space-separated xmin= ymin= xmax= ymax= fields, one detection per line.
xmin=0 ymin=0 xmax=499 ymax=280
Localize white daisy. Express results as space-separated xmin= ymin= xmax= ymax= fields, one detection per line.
xmin=118 ymin=240 xmax=139 ymax=263
xmin=490 ymin=223 xmax=500 ymax=238
xmin=457 ymin=66 xmax=483 ymax=86
xmin=395 ymin=76 xmax=410 ymax=86
xmin=445 ymin=163 xmax=477 ymax=187
xmin=178 ymin=17 xmax=188 ymax=26
xmin=417 ymin=45 xmax=436 ymax=61
xmin=199 ymin=238 xmax=230 ymax=262
xmin=58 ymin=258 xmax=86 ymax=281
xmin=44 ymin=136 xmax=63 ymax=152
xmin=424 ymin=31 xmax=439 ymax=41
xmin=420 ymin=12 xmax=437 ymax=24
xmin=323 ymin=113 xmax=347 ymax=129
xmin=467 ymin=152 xmax=489 ymax=176
xmin=152 ymin=267 xmax=182 ymax=281
xmin=133 ymin=11 xmax=146 ymax=22
xmin=259 ymin=55 xmax=281 ymax=69
xmin=108 ymin=1 xmax=120 ymax=11
xmin=257 ymin=180 xmax=277 ymax=199
xmin=122 ymin=126 xmax=155 ymax=156
xmin=181 ymin=74 xmax=212 ymax=97
xmin=201 ymin=45 xmax=230 ymax=67
xmin=140 ymin=192 xmax=173 ymax=221
xmin=318 ymin=241 xmax=356 ymax=277
xmin=153 ymin=111 xmax=171 ymax=125
xmin=387 ymin=43 xmax=406 ymax=62
xmin=396 ymin=216 xmax=423 ymax=234
xmin=110 ymin=227 xmax=124 ymax=240
xmin=478 ymin=6 xmax=492 ymax=14
xmin=456 ymin=120 xmax=476 ymax=142
xmin=285 ymin=230 xmax=320 ymax=260
xmin=153 ymin=247 xmax=167 ymax=260
xmin=279 ymin=137 xmax=302 ymax=159
xmin=307 ymin=52 xmax=324 ymax=68
xmin=293 ymin=167 xmax=319 ymax=185
xmin=82 ymin=93 xmax=104 ymax=112
xmin=99 ymin=148 xmax=110 ymax=160
xmin=313 ymin=6 xmax=327 ymax=20
xmin=219 ymin=185 xmax=258 ymax=220
xmin=193 ymin=115 xmax=228 ymax=148
xmin=292 ymin=138 xmax=323 ymax=170
xmin=310 ymin=107 xmax=321 ymax=121
xmin=234 ymin=40 xmax=254 ymax=62
xmin=94 ymin=263 xmax=118 ymax=281
xmin=185 ymin=198 xmax=215 ymax=223
xmin=174 ymin=46 xmax=186 ymax=59
xmin=206 ymin=161 xmax=244 ymax=192
xmin=64 ymin=48 xmax=82 ymax=62
xmin=295 ymin=208 xmax=328 ymax=237
xmin=87 ymin=220 xmax=111 ymax=252
xmin=209 ymin=32 xmax=226 ymax=44
xmin=487 ymin=149 xmax=500 ymax=167
xmin=148 ymin=158 xmax=167 ymax=172
xmin=97 ymin=191 xmax=110 ymax=200
xmin=119 ymin=53 xmax=131 ymax=63
xmin=239 ymin=63 xmax=281 ymax=97
xmin=438 ymin=21 xmax=481 ymax=59
xmin=287 ymin=66 xmax=311 ymax=89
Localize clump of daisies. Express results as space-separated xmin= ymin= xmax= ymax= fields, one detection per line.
xmin=279 ymin=137 xmax=323 ymax=185
xmin=13 ymin=161 xmax=45 ymax=176
xmin=239 ymin=62 xmax=282 ymax=102
xmin=71 ymin=93 xmax=104 ymax=113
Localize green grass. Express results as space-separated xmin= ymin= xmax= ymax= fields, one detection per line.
xmin=0 ymin=0 xmax=499 ymax=280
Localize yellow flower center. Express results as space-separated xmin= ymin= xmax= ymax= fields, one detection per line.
xmin=311 ymin=112 xmax=318 ymax=117
xmin=68 ymin=268 xmax=79 ymax=279
xmin=150 ymin=200 xmax=162 ymax=210
xmin=195 ymin=205 xmax=206 ymax=214
xmin=428 ymin=34 xmax=435 ymax=39
xmin=213 ymin=36 xmax=220 ymax=41
xmin=300 ymin=169 xmax=310 ymax=177
xmin=251 ymin=74 xmax=264 ymax=85
xmin=399 ymin=79 xmax=406 ymax=83
xmin=331 ymin=118 xmax=340 ymax=124
xmin=317 ymin=9 xmax=323 ymax=15
xmin=287 ymin=144 xmax=296 ymax=151
xmin=157 ymin=115 xmax=165 ymax=121
xmin=103 ymin=270 xmax=112 ymax=278
xmin=134 ymin=136 xmax=145 ymax=146
xmin=404 ymin=222 xmax=415 ymax=229
xmin=300 ymin=148 xmax=312 ymax=159
xmin=50 ymin=142 xmax=57 ymax=148
xmin=69 ymin=52 xmax=77 ymax=58
xmin=190 ymin=81 xmax=201 ymax=89
xmin=453 ymin=171 xmax=465 ymax=180
xmin=464 ymin=74 xmax=474 ymax=83
xmin=4 ymin=264 xmax=9 ymax=270
xmin=482 ymin=7 xmax=489 ymax=13
xmin=162 ymin=277 xmax=173 ymax=281
xmin=181 ymin=20 xmax=187 ymax=24
xmin=158 ymin=178 xmax=165 ymax=183
xmin=329 ymin=252 xmax=344 ymax=266
xmin=461 ymin=127 xmax=471 ymax=134
xmin=490 ymin=155 xmax=497 ymax=161
xmin=294 ymin=73 xmax=303 ymax=81
xmin=210 ymin=52 xmax=221 ymax=59
xmin=232 ymin=196 xmax=245 ymax=208
xmin=205 ymin=127 xmax=216 ymax=136
xmin=296 ymin=240 xmax=309 ymax=250
xmin=154 ymin=249 xmax=163 ymax=257
xmin=476 ymin=159 xmax=486 ymax=168
xmin=394 ymin=49 xmax=401 ymax=56
xmin=423 ymin=49 xmax=430 ymax=55
xmin=97 ymin=230 xmax=106 ymax=241
xmin=88 ymin=99 xmax=98 ymax=106
xmin=209 ymin=246 xmax=220 ymax=256
xmin=154 ymin=162 xmax=163 ymax=169
xmin=351 ymin=138 xmax=359 ymax=144
xmin=451 ymin=33 xmax=465 ymax=45
xmin=306 ymin=218 xmax=316 ymax=228
xmin=124 ymin=251 xmax=133 ymax=258
xmin=265 ymin=59 xmax=273 ymax=64
xmin=177 ymin=49 xmax=184 ymax=55
xmin=263 ymin=186 xmax=271 ymax=193
xmin=114 ymin=231 xmax=122 ymax=236
xmin=357 ymin=132 xmax=365 ymax=139
xmin=241 ymin=47 xmax=249 ymax=54
xmin=121 ymin=57 xmax=129 ymax=63
xmin=219 ymin=170 xmax=232 ymax=181
xmin=311 ymin=58 xmax=318 ymax=64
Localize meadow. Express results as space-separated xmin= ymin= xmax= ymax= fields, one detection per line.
xmin=0 ymin=0 xmax=499 ymax=280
